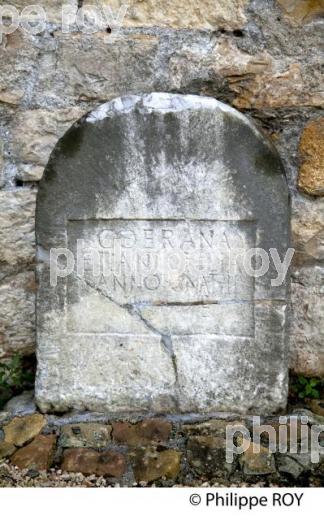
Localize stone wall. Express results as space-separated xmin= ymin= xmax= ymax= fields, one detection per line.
xmin=1 ymin=395 xmax=324 ymax=486
xmin=0 ymin=0 xmax=323 ymax=376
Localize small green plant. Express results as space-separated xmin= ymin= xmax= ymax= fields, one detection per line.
xmin=291 ymin=375 xmax=321 ymax=400
xmin=0 ymin=354 xmax=35 ymax=409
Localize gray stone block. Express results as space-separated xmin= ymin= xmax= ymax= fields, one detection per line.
xmin=35 ymin=93 xmax=290 ymax=414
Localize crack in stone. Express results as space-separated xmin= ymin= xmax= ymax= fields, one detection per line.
xmin=125 ymin=303 xmax=181 ymax=409
xmin=72 ymin=271 xmax=181 ymax=409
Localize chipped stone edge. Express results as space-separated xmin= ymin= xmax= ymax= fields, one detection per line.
xmin=85 ymin=93 xmax=269 ymax=146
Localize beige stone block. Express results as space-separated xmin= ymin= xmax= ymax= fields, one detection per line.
xmin=106 ymin=0 xmax=248 ymax=30
xmin=0 ymin=271 xmax=36 ymax=358
xmin=277 ymin=0 xmax=324 ymax=24
xmin=9 ymin=1 xmax=77 ymax=24
xmin=4 ymin=414 xmax=46 ymax=446
xmin=0 ymin=189 xmax=36 ymax=270
xmin=12 ymin=108 xmax=84 ymax=166
xmin=298 ymin=118 xmax=324 ymax=196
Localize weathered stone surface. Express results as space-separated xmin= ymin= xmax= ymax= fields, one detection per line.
xmin=0 ymin=441 xmax=16 ymax=460
xmin=112 ymin=419 xmax=171 ymax=446
xmin=108 ymin=0 xmax=247 ymax=30
xmin=290 ymin=266 xmax=324 ymax=376
xmin=4 ymin=414 xmax=46 ymax=446
xmin=0 ymin=3 xmax=322 ymax=113
xmin=0 ymin=2 xmax=321 ymax=394
xmin=36 ymin=93 xmax=290 ymax=414
xmin=0 ymin=271 xmax=36 ymax=358
xmin=36 ymin=33 xmax=159 ymax=105
xmin=9 ymin=20 xmax=318 ymax=112
xmin=170 ymin=40 xmax=324 ymax=110
xmin=290 ymin=197 xmax=324 ymax=376
xmin=0 ymin=412 xmax=9 ymax=425
xmin=240 ymin=441 xmax=276 ymax=475
xmin=232 ymin=62 xmax=323 ymax=110
xmin=132 ymin=447 xmax=181 ymax=483
xmin=60 ymin=423 xmax=111 ymax=449
xmin=0 ymin=190 xmax=36 ymax=276
xmin=16 ymin=165 xmax=44 ymax=183
xmin=277 ymin=0 xmax=324 ymax=24
xmin=182 ymin=419 xmax=246 ymax=438
xmin=10 ymin=434 xmax=56 ymax=470
xmin=187 ymin=436 xmax=231 ymax=476
xmin=276 ymin=453 xmax=305 ymax=479
xmin=0 ymin=141 xmax=4 ymax=188
xmin=292 ymin=197 xmax=324 ymax=265
xmin=1 ymin=413 xmax=324 ymax=484
xmin=291 ymin=408 xmax=324 ymax=426
xmin=12 ymin=108 xmax=84 ymax=166
xmin=0 ymin=90 xmax=24 ymax=106
xmin=11 ymin=0 xmax=78 ymax=24
xmin=276 ymin=450 xmax=321 ymax=478
xmin=254 ymin=416 xmax=310 ymax=446
xmin=0 ymin=32 xmax=38 ymax=107
xmin=3 ymin=391 xmax=36 ymax=416
xmin=308 ymin=399 xmax=324 ymax=417
xmin=298 ymin=118 xmax=324 ymax=196
xmin=61 ymin=448 xmax=126 ymax=477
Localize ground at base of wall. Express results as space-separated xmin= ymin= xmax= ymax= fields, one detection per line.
xmin=1 ymin=465 xmax=323 ymax=488
xmin=1 ymin=392 xmax=324 ymax=488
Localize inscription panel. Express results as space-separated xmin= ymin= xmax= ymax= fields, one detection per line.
xmin=67 ymin=219 xmax=256 ymax=303
xmin=66 ymin=219 xmax=256 ymax=337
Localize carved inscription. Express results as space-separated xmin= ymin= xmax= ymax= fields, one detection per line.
xmin=67 ymin=219 xmax=256 ymax=305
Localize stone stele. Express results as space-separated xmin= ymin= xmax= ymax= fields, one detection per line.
xmin=35 ymin=93 xmax=290 ymax=414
